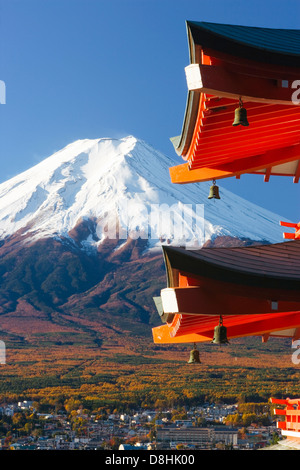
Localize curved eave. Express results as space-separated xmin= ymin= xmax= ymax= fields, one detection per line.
xmin=170 ymin=21 xmax=204 ymax=157
xmin=170 ymin=21 xmax=203 ymax=157
xmin=170 ymin=91 xmax=200 ymax=157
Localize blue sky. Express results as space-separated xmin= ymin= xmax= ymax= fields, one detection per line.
xmin=0 ymin=0 xmax=299 ymax=222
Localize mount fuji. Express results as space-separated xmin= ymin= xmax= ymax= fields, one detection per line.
xmin=0 ymin=136 xmax=288 ymax=338
xmin=0 ymin=135 xmax=286 ymax=250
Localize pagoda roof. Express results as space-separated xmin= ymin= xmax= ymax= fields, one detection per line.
xmin=170 ymin=22 xmax=300 ymax=184
xmin=163 ymin=240 xmax=300 ymax=292
xmin=187 ymin=21 xmax=300 ymax=65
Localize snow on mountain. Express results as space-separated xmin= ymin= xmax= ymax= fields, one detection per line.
xmin=0 ymin=135 xmax=286 ymax=251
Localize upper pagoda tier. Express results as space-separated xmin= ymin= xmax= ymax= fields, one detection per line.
xmin=170 ymin=21 xmax=300 ymax=184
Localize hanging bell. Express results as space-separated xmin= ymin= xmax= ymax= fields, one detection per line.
xmin=232 ymin=98 xmax=249 ymax=127
xmin=208 ymin=180 xmax=220 ymax=200
xmin=211 ymin=316 xmax=229 ymax=345
xmin=188 ymin=343 xmax=201 ymax=364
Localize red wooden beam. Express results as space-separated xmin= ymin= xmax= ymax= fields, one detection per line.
xmin=152 ymin=311 xmax=300 ymax=344
xmin=280 ymin=221 xmax=300 ymax=240
xmin=193 ymin=143 xmax=300 ymax=171
xmin=197 ymin=118 xmax=300 ymax=144
xmin=185 ymin=64 xmax=298 ymax=105
xmin=294 ymin=161 xmax=300 ymax=184
xmin=203 ymin=47 xmax=300 ymax=81
xmin=264 ymin=167 xmax=272 ymax=182
xmin=192 ymin=132 xmax=300 ymax=165
xmin=270 ymin=398 xmax=289 ymax=405
xmin=170 ymin=144 xmax=300 ymax=183
xmin=160 ymin=286 xmax=300 ymax=316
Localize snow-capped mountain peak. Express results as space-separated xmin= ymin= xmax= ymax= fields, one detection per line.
xmin=0 ymin=136 xmax=286 ymax=250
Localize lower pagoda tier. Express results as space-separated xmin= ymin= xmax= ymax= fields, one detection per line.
xmin=271 ymin=398 xmax=300 ymax=441
xmin=152 ymin=240 xmax=300 ymax=344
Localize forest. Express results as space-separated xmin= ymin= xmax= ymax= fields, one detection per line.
xmin=0 ymin=330 xmax=299 ymax=412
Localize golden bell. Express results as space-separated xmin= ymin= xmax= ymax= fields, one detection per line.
xmin=188 ymin=344 xmax=201 ymax=364
xmin=211 ymin=317 xmax=229 ymax=345
xmin=208 ymin=182 xmax=220 ymax=199
xmin=232 ymin=106 xmax=249 ymax=127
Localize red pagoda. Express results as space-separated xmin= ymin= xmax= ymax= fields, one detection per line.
xmin=152 ymin=21 xmax=300 ymax=347
xmin=270 ymin=397 xmax=300 ymax=448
